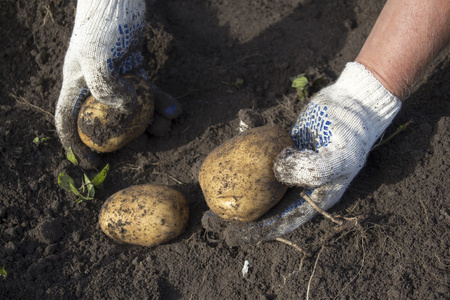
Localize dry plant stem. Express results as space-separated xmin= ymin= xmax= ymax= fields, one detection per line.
xmin=10 ymin=93 xmax=54 ymax=118
xmin=334 ymin=237 xmax=366 ymax=299
xmin=189 ymin=265 xmax=209 ymax=300
xmin=300 ymin=191 xmax=344 ymax=226
xmin=306 ymin=246 xmax=324 ymax=300
xmin=42 ymin=5 xmax=54 ymax=26
xmin=418 ymin=195 xmax=429 ymax=223
xmin=275 ymin=237 xmax=310 ymax=272
xmin=153 ymin=171 xmax=185 ymax=185
xmin=275 ymin=237 xmax=311 ymax=257
xmin=372 ymin=119 xmax=412 ymax=150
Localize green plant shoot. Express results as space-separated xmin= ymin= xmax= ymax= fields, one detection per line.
xmin=222 ymin=77 xmax=244 ymax=93
xmin=0 ymin=265 xmax=6 ymax=278
xmin=372 ymin=120 xmax=413 ymax=150
xmin=33 ymin=137 xmax=51 ymax=146
xmin=67 ymin=147 xmax=78 ymax=166
xmin=58 ymin=164 xmax=109 ymax=203
xmin=291 ymin=73 xmax=324 ymax=101
xmin=83 ymin=174 xmax=95 ymax=202
xmin=92 ymin=163 xmax=109 ymax=186
xmin=291 ymin=74 xmax=309 ymax=100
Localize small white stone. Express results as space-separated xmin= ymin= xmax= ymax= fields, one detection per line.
xmin=239 ymin=120 xmax=249 ymax=132
xmin=242 ymin=260 xmax=251 ymax=277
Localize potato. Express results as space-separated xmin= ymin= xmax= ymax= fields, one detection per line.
xmin=99 ymin=184 xmax=189 ymax=246
xmin=199 ymin=125 xmax=294 ymax=222
xmin=77 ymin=75 xmax=154 ymax=153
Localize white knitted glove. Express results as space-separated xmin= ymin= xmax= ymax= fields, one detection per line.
xmin=204 ymin=62 xmax=402 ymax=246
xmin=55 ymin=0 xmax=181 ymax=169
xmin=275 ymin=62 xmax=401 ymax=194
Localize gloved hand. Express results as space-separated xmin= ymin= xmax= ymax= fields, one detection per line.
xmin=202 ymin=62 xmax=402 ymax=246
xmin=55 ymin=0 xmax=181 ymax=169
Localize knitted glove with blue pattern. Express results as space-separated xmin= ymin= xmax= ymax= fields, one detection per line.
xmin=55 ymin=0 xmax=181 ymax=168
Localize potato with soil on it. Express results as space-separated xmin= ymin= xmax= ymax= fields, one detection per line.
xmin=99 ymin=184 xmax=189 ymax=247
xmin=77 ymin=75 xmax=154 ymax=153
xmin=199 ymin=125 xmax=294 ymax=222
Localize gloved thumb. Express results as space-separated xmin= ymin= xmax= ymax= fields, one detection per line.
xmin=148 ymin=81 xmax=183 ymax=119
xmin=273 ymin=146 xmax=344 ymax=188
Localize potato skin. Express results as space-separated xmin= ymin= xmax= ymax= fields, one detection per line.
xmin=77 ymin=75 xmax=154 ymax=153
xmin=199 ymin=125 xmax=294 ymax=222
xmin=99 ymin=185 xmax=189 ymax=247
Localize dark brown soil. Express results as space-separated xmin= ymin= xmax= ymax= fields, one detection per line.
xmin=1 ymin=1 xmax=449 ymax=299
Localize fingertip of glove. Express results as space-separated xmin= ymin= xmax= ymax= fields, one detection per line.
xmin=273 ymin=148 xmax=298 ymax=186
xmin=201 ymin=210 xmax=228 ymax=233
xmin=151 ymin=85 xmax=183 ymax=119
xmin=76 ymin=149 xmax=102 ymax=170
xmin=161 ymin=102 xmax=182 ymax=119
xmin=79 ymin=156 xmax=101 ymax=170
xmin=147 ymin=114 xmax=172 ymax=137
xmin=155 ymin=94 xmax=182 ymax=119
xmin=223 ymin=224 xmax=259 ymax=247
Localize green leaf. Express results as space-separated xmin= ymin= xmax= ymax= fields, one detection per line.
xmin=290 ymin=73 xmax=305 ymax=82
xmin=69 ymin=182 xmax=82 ymax=197
xmin=67 ymin=147 xmax=78 ymax=166
xmin=41 ymin=137 xmax=51 ymax=145
xmin=58 ymin=173 xmax=75 ymax=192
xmin=92 ymin=164 xmax=110 ymax=186
xmin=235 ymin=78 xmax=244 ymax=87
xmin=81 ymin=178 xmax=86 ymax=194
xmin=87 ymin=187 xmax=95 ymax=199
xmin=34 ymin=137 xmax=51 ymax=146
xmin=84 ymin=174 xmax=96 ymax=199
xmin=0 ymin=265 xmax=7 ymax=278
xmin=292 ymin=76 xmax=308 ymax=90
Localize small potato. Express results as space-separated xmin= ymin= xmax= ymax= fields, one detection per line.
xmin=77 ymin=75 xmax=154 ymax=153
xmin=99 ymin=184 xmax=189 ymax=247
xmin=199 ymin=125 xmax=294 ymax=222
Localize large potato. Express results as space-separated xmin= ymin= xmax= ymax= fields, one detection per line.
xmin=77 ymin=75 xmax=154 ymax=153
xmin=99 ymin=184 xmax=189 ymax=247
xmin=199 ymin=125 xmax=294 ymax=222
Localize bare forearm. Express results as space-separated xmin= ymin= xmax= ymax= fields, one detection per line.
xmin=355 ymin=0 xmax=450 ymax=99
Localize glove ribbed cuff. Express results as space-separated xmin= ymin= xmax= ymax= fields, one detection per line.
xmin=334 ymin=62 xmax=402 ymax=135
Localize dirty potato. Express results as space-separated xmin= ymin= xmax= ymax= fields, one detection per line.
xmin=199 ymin=125 xmax=294 ymax=222
xmin=77 ymin=75 xmax=154 ymax=153
xmin=99 ymin=184 xmax=189 ymax=246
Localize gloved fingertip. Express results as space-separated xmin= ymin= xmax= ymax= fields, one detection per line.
xmin=149 ymin=84 xmax=183 ymax=119
xmin=79 ymin=153 xmax=101 ymax=170
xmin=164 ymin=103 xmax=180 ymax=117
xmin=201 ymin=210 xmax=228 ymax=233
xmin=273 ymin=147 xmax=327 ymax=187
xmin=73 ymin=145 xmax=102 ymax=170
xmin=147 ymin=113 xmax=172 ymax=137
xmin=87 ymin=151 xmax=101 ymax=164
xmin=223 ymin=224 xmax=255 ymax=247
xmin=71 ymin=85 xmax=90 ymax=119
xmin=156 ymin=98 xmax=183 ymax=119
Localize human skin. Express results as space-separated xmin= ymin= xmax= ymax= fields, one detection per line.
xmin=355 ymin=0 xmax=450 ymax=100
